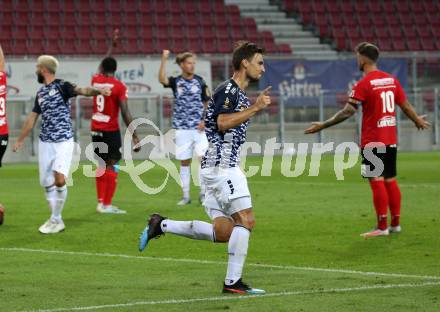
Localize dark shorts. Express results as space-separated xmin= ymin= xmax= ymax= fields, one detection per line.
xmin=91 ymin=130 xmax=122 ymax=163
xmin=0 ymin=134 xmax=8 ymax=167
xmin=361 ymin=144 xmax=397 ymax=179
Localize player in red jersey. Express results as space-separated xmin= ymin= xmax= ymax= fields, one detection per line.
xmin=91 ymin=30 xmax=140 ymax=214
xmin=305 ymin=42 xmax=430 ymax=238
xmin=0 ymin=43 xmax=9 ymax=167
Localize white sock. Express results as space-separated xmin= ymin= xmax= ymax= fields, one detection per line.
xmin=53 ymin=185 xmax=67 ymax=223
xmin=161 ymin=219 xmax=214 ymax=241
xmin=225 ymin=226 xmax=250 ymax=285
xmin=180 ymin=165 xmax=190 ymax=198
xmin=199 ymin=169 xmax=206 ymax=195
xmin=45 ymin=185 xmax=57 ymax=221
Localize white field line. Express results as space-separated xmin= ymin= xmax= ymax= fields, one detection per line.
xmin=248 ymin=180 xmax=439 ymax=188
xmin=15 ymin=281 xmax=440 ymax=312
xmin=2 ymin=247 xmax=439 ymax=281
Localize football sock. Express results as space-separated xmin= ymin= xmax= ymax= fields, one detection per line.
xmin=45 ymin=185 xmax=57 ymax=221
xmin=53 ymin=185 xmax=67 ymax=223
xmin=369 ymin=180 xmax=389 ymax=230
xmin=385 ymin=180 xmax=401 ymax=227
xmin=103 ymin=169 xmax=118 ymax=206
xmin=199 ymin=168 xmax=206 ymax=196
xmin=161 ymin=220 xmax=214 ymax=241
xmin=95 ymin=168 xmax=106 ymax=204
xmin=225 ymin=226 xmax=250 ymax=286
xmin=180 ymin=165 xmax=190 ymax=199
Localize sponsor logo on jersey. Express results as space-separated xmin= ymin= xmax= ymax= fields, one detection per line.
xmin=370 ymin=78 xmax=394 ymax=87
xmin=92 ymin=113 xmax=111 ymax=123
xmin=223 ymin=97 xmax=230 ymax=109
xmin=49 ymin=89 xmax=57 ymax=96
xmin=377 ymin=116 xmax=396 ymax=128
xmin=0 ymin=118 xmax=5 ymax=126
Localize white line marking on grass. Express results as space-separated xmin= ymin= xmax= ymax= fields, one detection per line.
xmin=249 ymin=181 xmax=440 ymax=188
xmin=16 ymin=281 xmax=440 ymax=312
xmin=2 ymin=247 xmax=440 ymax=281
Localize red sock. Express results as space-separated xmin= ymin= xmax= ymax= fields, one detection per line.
xmin=95 ymin=168 xmax=106 ymax=203
xmin=385 ymin=180 xmax=401 ymax=227
xmin=369 ymin=180 xmax=389 ymax=230
xmin=103 ymin=169 xmax=118 ymax=206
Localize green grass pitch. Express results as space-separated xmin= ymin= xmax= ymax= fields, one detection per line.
xmin=0 ymin=152 xmax=439 ymax=311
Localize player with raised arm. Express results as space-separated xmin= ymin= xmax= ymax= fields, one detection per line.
xmin=92 ymin=29 xmax=140 ymax=214
xmin=0 ymin=43 xmax=9 ymax=167
xmin=140 ymin=42 xmax=271 ymax=294
xmin=159 ymin=50 xmax=210 ymax=205
xmin=13 ymin=55 xmax=110 ymax=234
xmin=305 ymin=42 xmax=430 ymax=238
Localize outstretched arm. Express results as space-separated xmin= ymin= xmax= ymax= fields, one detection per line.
xmin=400 ymin=100 xmax=431 ymax=130
xmin=13 ymin=112 xmax=39 ymax=151
xmin=119 ymin=99 xmax=140 ymax=152
xmin=0 ymin=43 xmax=5 ymax=72
xmin=104 ymin=29 xmax=119 ymax=58
xmin=304 ymin=103 xmax=357 ymax=134
xmin=158 ymin=50 xmax=170 ymax=86
xmin=75 ymin=86 xmax=111 ymax=97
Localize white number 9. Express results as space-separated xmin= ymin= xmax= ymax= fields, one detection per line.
xmin=96 ymin=94 xmax=105 ymax=112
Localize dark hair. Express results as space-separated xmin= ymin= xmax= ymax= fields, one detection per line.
xmin=176 ymin=52 xmax=194 ymax=65
xmin=355 ymin=42 xmax=380 ymax=62
xmin=232 ymin=41 xmax=264 ymax=71
xmin=101 ymin=56 xmax=117 ymax=73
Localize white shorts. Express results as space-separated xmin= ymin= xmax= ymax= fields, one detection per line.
xmin=38 ymin=138 xmax=74 ymax=187
xmin=201 ymin=166 xmax=252 ymax=220
xmin=175 ymin=129 xmax=208 ymax=160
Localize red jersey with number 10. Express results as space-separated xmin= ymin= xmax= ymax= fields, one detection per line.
xmin=91 ymin=73 xmax=128 ymax=132
xmin=349 ymin=70 xmax=406 ymax=147
xmin=0 ymin=71 xmax=8 ymax=135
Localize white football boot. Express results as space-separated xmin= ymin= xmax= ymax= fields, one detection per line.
xmin=388 ymin=225 xmax=401 ymax=233
xmin=360 ymin=228 xmax=389 ymax=238
xmin=98 ymin=204 xmax=127 ymax=214
xmin=39 ymin=219 xmax=65 ymax=234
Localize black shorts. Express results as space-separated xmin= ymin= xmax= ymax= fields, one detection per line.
xmin=361 ymin=144 xmax=397 ymax=179
xmin=0 ymin=134 xmax=8 ymax=167
xmin=91 ymin=130 xmax=122 ymax=163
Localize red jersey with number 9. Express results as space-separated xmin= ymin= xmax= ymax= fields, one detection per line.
xmin=91 ymin=73 xmax=128 ymax=131
xmin=349 ymin=70 xmax=406 ymax=147
xmin=0 ymin=71 xmax=8 ymax=135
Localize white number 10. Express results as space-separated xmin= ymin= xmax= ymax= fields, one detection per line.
xmin=96 ymin=95 xmax=105 ymax=112
xmin=380 ymin=91 xmax=395 ymax=113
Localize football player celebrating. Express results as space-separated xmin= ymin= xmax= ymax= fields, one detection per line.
xmin=140 ymin=42 xmax=270 ymax=294
xmin=305 ymin=42 xmax=430 ymax=238
xmin=92 ymin=29 xmax=140 ymax=214
xmin=159 ymin=50 xmax=210 ymax=205
xmin=13 ymin=55 xmax=110 ymax=234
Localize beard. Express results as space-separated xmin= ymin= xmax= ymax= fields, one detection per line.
xmin=37 ymin=73 xmax=45 ymax=83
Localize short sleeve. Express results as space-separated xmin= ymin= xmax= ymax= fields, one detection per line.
xmin=60 ymin=81 xmax=78 ymax=99
xmin=32 ymin=96 xmax=41 ymax=114
xmin=163 ymin=76 xmax=177 ymax=93
xmin=200 ymin=78 xmax=210 ymax=102
xmin=394 ymin=79 xmax=407 ymax=106
xmin=119 ymin=83 xmax=128 ymax=101
xmin=348 ymin=80 xmax=367 ymax=106
xmin=212 ymin=89 xmax=239 ymax=116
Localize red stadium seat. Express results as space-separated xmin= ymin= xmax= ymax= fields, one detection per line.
xmin=409 ymin=1 xmax=425 ymax=14
xmin=392 ymin=40 xmax=406 ymax=51
xmin=27 ymin=40 xmax=45 ymax=55
xmin=407 ymin=38 xmax=422 ymax=50
xmin=11 ymin=27 xmax=28 ymax=41
xmin=172 ymin=38 xmax=187 ymax=52
xmin=138 ymin=39 xmax=155 ymax=54
xmin=417 ymin=25 xmax=433 ymax=39
xmin=13 ymin=40 xmax=28 ymax=54
xmin=278 ymin=43 xmax=292 ymax=54
xmin=377 ymin=39 xmax=393 ymax=51
xmin=420 ymin=40 xmax=437 ymax=51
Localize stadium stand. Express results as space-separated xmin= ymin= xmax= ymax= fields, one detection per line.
xmin=0 ymin=0 xmax=292 ymax=55
xmin=281 ymin=0 xmax=440 ymax=52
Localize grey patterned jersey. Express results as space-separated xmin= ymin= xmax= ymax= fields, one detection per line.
xmin=201 ymin=79 xmax=251 ymax=169
xmin=32 ymin=79 xmax=77 ymax=143
xmin=163 ymin=75 xmax=210 ymax=129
